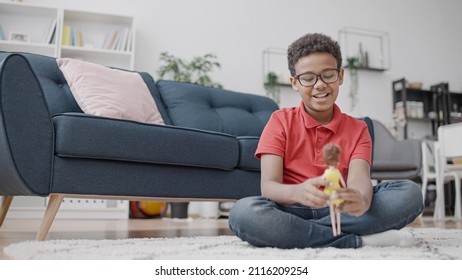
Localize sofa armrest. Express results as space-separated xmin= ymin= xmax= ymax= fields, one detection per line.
xmin=0 ymin=54 xmax=53 ymax=196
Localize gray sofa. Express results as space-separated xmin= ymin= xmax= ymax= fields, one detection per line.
xmin=0 ymin=52 xmax=421 ymax=240
xmin=0 ymin=52 xmax=278 ymax=239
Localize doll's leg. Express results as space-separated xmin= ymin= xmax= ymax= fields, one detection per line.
xmin=336 ymin=207 xmax=341 ymax=236
xmin=330 ymin=203 xmax=337 ymax=236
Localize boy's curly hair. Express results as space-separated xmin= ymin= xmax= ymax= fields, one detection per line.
xmin=287 ymin=33 xmax=342 ymax=77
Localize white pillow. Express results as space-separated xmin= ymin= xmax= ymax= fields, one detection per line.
xmin=57 ymin=58 xmax=164 ymax=125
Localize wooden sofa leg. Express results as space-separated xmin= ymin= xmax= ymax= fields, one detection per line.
xmin=0 ymin=196 xmax=14 ymax=228
xmin=36 ymin=194 xmax=64 ymax=241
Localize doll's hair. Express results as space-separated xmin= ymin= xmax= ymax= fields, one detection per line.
xmin=287 ymin=33 xmax=342 ymax=77
xmin=322 ymin=143 xmax=341 ymax=166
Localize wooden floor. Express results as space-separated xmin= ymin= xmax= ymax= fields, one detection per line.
xmin=1 ymin=216 xmax=461 ymax=259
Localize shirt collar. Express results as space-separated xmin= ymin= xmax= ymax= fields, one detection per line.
xmin=298 ymin=101 xmax=343 ymax=133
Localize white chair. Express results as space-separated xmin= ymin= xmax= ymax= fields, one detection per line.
xmin=420 ymin=141 xmax=453 ymax=217
xmin=420 ymin=141 xmax=437 ymax=213
xmin=433 ymin=122 xmax=462 ymax=220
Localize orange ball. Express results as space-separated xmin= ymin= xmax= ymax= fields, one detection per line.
xmin=129 ymin=201 xmax=167 ymax=218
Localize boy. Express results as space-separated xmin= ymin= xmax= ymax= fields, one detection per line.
xmin=229 ymin=33 xmax=423 ymax=249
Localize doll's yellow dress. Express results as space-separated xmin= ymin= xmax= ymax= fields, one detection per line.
xmin=323 ymin=168 xmax=344 ymax=205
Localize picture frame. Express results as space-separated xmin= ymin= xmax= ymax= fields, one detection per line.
xmin=9 ymin=32 xmax=29 ymax=43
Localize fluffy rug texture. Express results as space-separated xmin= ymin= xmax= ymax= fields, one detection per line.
xmin=4 ymin=228 xmax=462 ymax=260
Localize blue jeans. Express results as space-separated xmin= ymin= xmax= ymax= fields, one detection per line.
xmin=229 ymin=180 xmax=423 ymax=249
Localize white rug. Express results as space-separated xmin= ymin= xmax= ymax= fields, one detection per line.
xmin=4 ymin=228 xmax=462 ymax=260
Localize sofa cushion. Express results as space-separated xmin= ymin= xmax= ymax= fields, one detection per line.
xmin=237 ymin=137 xmax=261 ymax=171
xmin=156 ymin=80 xmax=278 ymax=136
xmin=57 ymin=58 xmax=164 ymax=125
xmin=53 ymin=113 xmax=239 ymax=170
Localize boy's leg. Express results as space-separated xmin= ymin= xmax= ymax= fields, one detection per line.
xmin=338 ymin=180 xmax=424 ymax=237
xmin=228 ymin=196 xmax=361 ymax=249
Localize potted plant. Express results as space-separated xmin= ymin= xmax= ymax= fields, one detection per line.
xmin=157 ymin=52 xmax=222 ymax=88
xmin=346 ymin=57 xmax=360 ymax=111
xmin=264 ymin=71 xmax=280 ymax=105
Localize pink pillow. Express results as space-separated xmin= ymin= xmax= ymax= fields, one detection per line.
xmin=57 ymin=58 xmax=164 ymax=125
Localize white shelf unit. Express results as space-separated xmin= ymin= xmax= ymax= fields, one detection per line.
xmin=61 ymin=9 xmax=135 ymax=70
xmin=262 ymin=47 xmax=292 ymax=86
xmin=0 ymin=1 xmax=59 ymax=57
xmin=338 ymin=27 xmax=391 ymax=71
xmin=0 ymin=1 xmax=135 ymax=70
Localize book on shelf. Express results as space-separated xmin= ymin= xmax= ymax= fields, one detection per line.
xmin=71 ymin=27 xmax=83 ymax=47
xmin=62 ymin=25 xmax=72 ymax=46
xmin=43 ymin=19 xmax=57 ymax=44
xmin=126 ymin=29 xmax=133 ymax=52
xmin=117 ymin=28 xmax=130 ymax=51
xmin=101 ymin=30 xmax=111 ymax=49
xmin=62 ymin=25 xmax=83 ymax=47
xmin=102 ymin=28 xmax=132 ymax=51
xmin=102 ymin=29 xmax=117 ymax=49
xmin=77 ymin=29 xmax=82 ymax=47
xmin=112 ymin=31 xmax=122 ymax=50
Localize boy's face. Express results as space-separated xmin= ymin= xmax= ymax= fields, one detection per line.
xmin=290 ymin=52 xmax=344 ymax=121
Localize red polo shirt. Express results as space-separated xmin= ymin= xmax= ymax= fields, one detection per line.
xmin=255 ymin=102 xmax=372 ymax=184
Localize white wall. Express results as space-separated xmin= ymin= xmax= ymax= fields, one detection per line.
xmin=27 ymin=0 xmax=462 ymax=125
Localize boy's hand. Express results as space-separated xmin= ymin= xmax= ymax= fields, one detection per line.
xmin=293 ymin=176 xmax=331 ymax=208
xmin=333 ymin=188 xmax=369 ymax=216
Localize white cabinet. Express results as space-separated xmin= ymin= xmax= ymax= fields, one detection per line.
xmin=0 ymin=1 xmax=135 ymax=70
xmin=60 ymin=9 xmax=135 ymax=70
xmin=0 ymin=2 xmax=59 ymax=57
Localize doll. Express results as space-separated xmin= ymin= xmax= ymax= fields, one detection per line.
xmin=322 ymin=143 xmax=346 ymax=237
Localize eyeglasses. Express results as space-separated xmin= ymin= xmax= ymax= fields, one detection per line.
xmin=294 ymin=69 xmax=340 ymax=87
